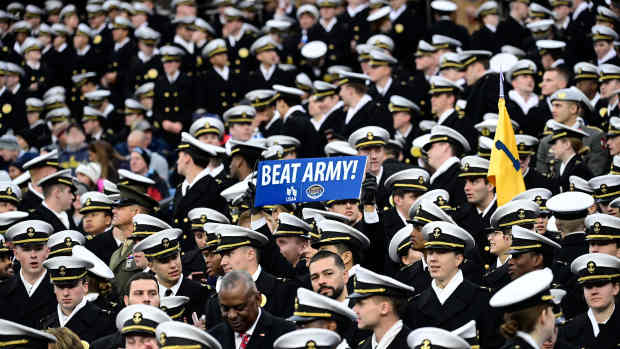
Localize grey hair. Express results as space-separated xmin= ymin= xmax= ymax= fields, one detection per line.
xmin=220 ymin=270 xmax=258 ymax=294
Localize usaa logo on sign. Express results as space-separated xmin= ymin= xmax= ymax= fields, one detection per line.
xmin=286 ymin=186 xmax=297 ymax=202
xmin=306 ymin=184 xmax=325 ymax=200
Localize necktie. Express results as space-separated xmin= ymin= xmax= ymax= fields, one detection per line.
xmin=165 ymin=289 xmax=173 ymax=297
xmin=240 ymin=333 xmax=250 ymax=349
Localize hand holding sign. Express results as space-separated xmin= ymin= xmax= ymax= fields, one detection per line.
xmin=361 ymin=173 xmax=378 ymax=205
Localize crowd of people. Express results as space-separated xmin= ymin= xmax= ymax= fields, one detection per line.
xmin=0 ymin=0 xmax=618 ymax=348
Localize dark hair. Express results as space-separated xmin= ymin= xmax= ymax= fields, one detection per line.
xmin=546 ymin=67 xmax=570 ymax=85
xmin=348 ymin=82 xmax=367 ymax=95
xmin=278 ymin=93 xmax=302 ymax=108
xmin=88 ymin=140 xmax=122 ymax=181
xmin=124 ymin=272 xmax=159 ymax=296
xmin=184 ymin=150 xmax=211 ymax=168
xmin=500 ymin=304 xmax=549 ymax=338
xmin=309 ymin=250 xmax=346 ymax=270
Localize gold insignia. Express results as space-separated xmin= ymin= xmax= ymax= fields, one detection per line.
xmin=159 ymin=332 xmax=167 ymax=345
xmin=594 ymin=222 xmax=601 ymax=233
xmin=353 ymin=25 xmax=359 ymax=32
xmin=133 ymin=222 xmax=138 ymax=232
xmin=418 ymin=176 xmax=424 ymax=184
xmin=416 ymin=205 xmax=422 ymax=216
xmin=200 ymin=214 xmax=207 ymax=223
xmin=133 ymin=312 xmax=143 ymax=324
xmin=518 ymin=143 xmax=526 ymax=151
xmin=463 ymin=163 xmax=470 ymax=171
xmin=162 ymin=238 xmax=170 ymax=249
xmin=65 ymin=237 xmax=72 ymax=247
xmin=433 ymin=227 xmax=441 ymax=239
xmin=481 ymin=128 xmax=490 ymax=137
xmin=557 ymin=92 xmax=566 ymax=99
xmin=600 ymin=107 xmax=608 ymax=117
xmin=421 ymin=339 xmax=432 ymax=349
xmin=294 ymin=297 xmax=299 ymax=310
xmin=196 ymin=56 xmax=203 ymax=66
xmin=2 ymin=104 xmax=11 ymax=114
xmin=6 ymin=187 xmax=11 ymax=195
xmin=59 ymin=266 xmax=66 ymax=276
xmin=587 ymin=261 xmax=596 ymax=274
xmin=86 ymin=198 xmax=91 ymax=206
xmin=306 ymin=340 xmax=317 ymax=349
xmin=164 ymin=92 xmax=170 ymax=98
xmin=535 ymin=196 xmax=543 ymax=205
xmin=569 ymin=183 xmax=575 ymax=191
xmin=260 ymin=293 xmax=267 ymax=307
xmin=367 ymin=132 xmax=374 ymax=140
xmin=518 ymin=209 xmax=526 ymax=219
xmin=27 ymin=227 xmax=35 ymax=238
xmin=93 ymin=35 xmax=102 ymax=44
xmin=238 ymin=48 xmax=249 ymax=58
xmin=147 ymin=68 xmax=158 ymax=79
xmin=601 ymin=184 xmax=608 ymax=193
xmin=437 ymin=196 xmax=446 ymax=206
xmin=395 ymin=23 xmax=404 ymax=33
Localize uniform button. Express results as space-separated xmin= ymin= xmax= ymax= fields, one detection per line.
xmin=222 ymin=101 xmax=228 ymax=106
xmin=220 ymin=92 xmax=225 ymax=97
xmin=354 ymin=35 xmax=359 ymax=40
xmin=328 ymin=44 xmax=335 ymax=49
xmin=183 ymin=234 xmax=187 ymax=240
xmin=174 ymin=219 xmax=179 ymax=223
xmin=71 ymin=97 xmax=76 ymax=101
xmin=164 ymin=92 xmax=170 ymax=97
xmin=484 ymin=264 xmax=490 ymax=270
xmin=30 ymin=76 xmax=35 ymax=81
xmin=484 ymin=246 xmax=490 ymax=251
xmin=232 ymin=92 xmax=237 ymax=97
xmin=183 ymin=218 xmax=189 ymax=223
xmin=174 ymin=106 xmax=179 ymax=112
xmin=173 ymin=92 xmax=178 ymax=97
xmin=235 ymin=59 xmax=240 ymax=65
xmin=165 ymin=107 xmax=170 ymax=112
xmin=71 ymin=87 xmax=76 ymax=92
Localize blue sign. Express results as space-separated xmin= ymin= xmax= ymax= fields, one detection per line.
xmin=254 ymin=156 xmax=367 ymax=207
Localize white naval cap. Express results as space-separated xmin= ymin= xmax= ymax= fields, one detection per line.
xmin=421 ymin=221 xmax=475 ymax=252
xmin=367 ymin=34 xmax=394 ymax=52
xmin=584 ymin=212 xmax=620 ymax=241
xmin=408 ymin=327 xmax=470 ymax=349
xmin=570 ymin=252 xmax=620 ymax=284
xmin=157 ymin=321 xmax=222 ymax=349
xmin=569 ymin=175 xmax=594 ymax=193
xmin=214 ymin=224 xmax=269 ymax=253
xmin=274 ymin=328 xmax=341 ymax=349
xmin=366 ymin=6 xmax=391 ymax=22
xmin=133 ymin=228 xmax=183 ymax=259
xmin=546 ymin=191 xmax=594 ymax=219
xmin=509 ymin=226 xmax=561 ymax=255
xmin=47 ymin=230 xmax=85 ymax=257
xmin=189 ymin=117 xmax=225 ymax=138
xmin=301 ymin=208 xmax=351 ymax=224
xmin=314 ymin=219 xmax=370 ymax=250
xmin=116 ymin=304 xmax=172 ymax=334
xmin=0 ymin=319 xmax=57 ymax=345
xmin=490 ymin=200 xmax=540 ymax=229
xmin=288 ymin=287 xmax=357 ymax=323
xmin=489 ymin=268 xmax=554 ymax=312
xmin=348 ymin=126 xmax=390 ymax=149
xmin=431 ymin=0 xmax=458 ymax=12
xmin=423 ymin=125 xmax=471 ymax=152
xmin=43 ymin=255 xmax=94 ymax=284
xmin=348 ymin=265 xmax=414 ymax=299
xmin=512 ymin=188 xmax=553 ymax=211
xmin=388 ymin=224 xmax=414 ymax=263
xmin=301 ymin=41 xmax=327 ymax=59
xmin=72 ymin=245 xmax=114 ymax=279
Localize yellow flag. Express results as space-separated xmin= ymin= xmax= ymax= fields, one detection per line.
xmin=487 ymin=96 xmax=526 ymax=206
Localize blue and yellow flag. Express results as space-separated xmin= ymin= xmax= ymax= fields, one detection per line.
xmin=487 ymin=73 xmax=526 ymax=206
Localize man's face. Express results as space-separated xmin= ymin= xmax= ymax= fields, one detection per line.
xmin=112 ymin=28 xmax=127 ymax=42
xmin=319 ymin=6 xmax=336 ymax=20
xmin=193 ymin=230 xmax=207 ymax=250
xmin=210 ymin=52 xmax=229 ymax=67
xmin=83 ymin=211 xmax=111 ymax=235
xmin=275 ymin=236 xmax=306 ymax=266
xmin=88 ymin=14 xmax=105 ymax=28
xmin=393 ymin=192 xmax=417 ymax=214
xmin=576 ymin=80 xmax=598 ymax=97
xmin=299 ymin=13 xmax=316 ymax=29
xmin=594 ymin=41 xmax=613 ymax=60
xmin=358 ymin=146 xmax=385 ymax=174
xmin=607 ymin=135 xmax=620 ymax=156
xmin=487 ymin=231 xmax=511 ymax=255
xmin=427 ymin=142 xmax=449 ymax=170
xmin=125 ymin=334 xmax=158 ymax=349
xmin=204 ymin=250 xmax=223 ymax=277
xmin=367 ymin=65 xmax=389 ymax=83
xmin=125 ymin=279 xmax=160 ymax=306
xmin=583 ymin=282 xmax=619 ymax=311
xmin=230 ymin=155 xmax=245 ymax=180
xmin=426 ymin=249 xmax=461 ymax=281
xmin=512 ymin=74 xmax=535 ymax=94
xmin=197 ymin=133 xmax=220 ymax=146
xmin=588 ymin=241 xmax=620 ymax=256
xmin=430 ymin=93 xmax=452 ymax=115
xmin=82 ymin=119 xmax=99 ymax=135
xmin=220 ymin=247 xmax=251 ymax=274
xmin=599 ymin=202 xmax=620 ymax=216
xmin=14 ymin=244 xmax=49 ymax=275
xmin=112 ymin=205 xmax=137 ymax=226
xmin=0 ymin=255 xmax=14 ymax=278
xmin=130 ymin=152 xmax=149 ymax=174
xmin=149 ymin=253 xmax=182 ymax=286
xmin=56 ymin=185 xmax=75 ymax=211
xmin=508 ymin=251 xmax=541 ymax=279
xmin=393 ymin=112 xmax=411 ymax=130
xmin=229 ymin=123 xmax=253 ymax=141
xmin=219 ymin=284 xmax=261 ymax=333
xmin=0 ymin=201 xmax=17 ymax=213
xmin=541 ymin=71 xmax=564 ymax=96
xmin=300 ymin=241 xmax=318 ymax=267
xmin=352 ymin=297 xmax=382 ymax=330
xmin=415 ymin=55 xmax=434 ymax=71
xmin=551 ymin=101 xmax=576 ymax=124
xmin=328 ymin=200 xmax=361 ymax=222
xmin=257 ymin=50 xmax=279 ymax=65
xmin=163 ymin=61 xmax=180 ymax=76
xmin=464 ymin=177 xmax=492 ymax=206
xmin=54 ymin=280 xmax=88 ymax=314
xmin=600 ymin=79 xmax=620 ymax=98
xmin=309 ymin=257 xmax=347 ymax=299
xmin=535 ymin=215 xmax=549 ymax=235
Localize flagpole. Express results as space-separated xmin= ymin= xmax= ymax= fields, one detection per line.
xmin=499 ymin=67 xmax=504 ymax=99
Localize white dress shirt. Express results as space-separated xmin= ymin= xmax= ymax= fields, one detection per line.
xmin=58 ymin=297 xmax=88 ymax=327
xmin=431 ymin=269 xmax=464 ymax=305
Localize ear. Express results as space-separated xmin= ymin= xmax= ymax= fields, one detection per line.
xmin=327 ymin=320 xmax=338 ymax=331
xmin=341 ymin=250 xmax=353 ymax=266
xmin=455 ymin=252 xmax=464 ymax=267
xmin=343 ymin=269 xmax=349 ymax=284
xmin=147 ymin=260 xmax=153 ymax=269
xmin=123 ymin=295 xmax=129 ymax=306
